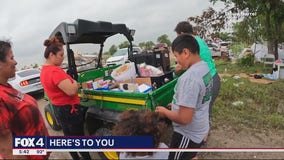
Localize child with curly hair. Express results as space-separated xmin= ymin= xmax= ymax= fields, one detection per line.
xmin=112 ymin=110 xmax=169 ymax=159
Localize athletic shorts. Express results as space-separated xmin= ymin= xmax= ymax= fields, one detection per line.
xmin=168 ymin=131 xmax=203 ymax=160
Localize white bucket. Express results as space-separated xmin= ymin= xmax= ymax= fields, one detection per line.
xmin=111 ymin=62 xmax=137 ymax=82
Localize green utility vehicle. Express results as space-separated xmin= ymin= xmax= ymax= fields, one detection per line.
xmin=44 ymin=19 xmax=176 ymax=159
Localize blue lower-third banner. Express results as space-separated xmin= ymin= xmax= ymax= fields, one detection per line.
xmin=47 ymin=136 xmax=153 ymax=149
xmin=13 ymin=136 xmax=153 ymax=155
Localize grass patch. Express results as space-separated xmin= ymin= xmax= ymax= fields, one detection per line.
xmin=212 ymin=59 xmax=284 ymax=130
xmin=215 ymin=59 xmax=266 ymax=74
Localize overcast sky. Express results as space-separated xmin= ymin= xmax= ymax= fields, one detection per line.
xmin=0 ymin=0 xmax=223 ymax=69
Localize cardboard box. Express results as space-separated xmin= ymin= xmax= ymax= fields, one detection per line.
xmin=124 ymin=77 xmax=152 ymax=86
xmin=123 ymin=71 xmax=174 ymax=89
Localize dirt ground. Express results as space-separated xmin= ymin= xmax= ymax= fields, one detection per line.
xmin=198 ymin=125 xmax=284 ymax=159
xmin=161 ymin=124 xmax=284 ymax=159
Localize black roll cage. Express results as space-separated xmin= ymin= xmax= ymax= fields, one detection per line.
xmin=49 ymin=19 xmax=135 ymax=80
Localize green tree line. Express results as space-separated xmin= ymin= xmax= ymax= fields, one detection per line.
xmin=107 ymin=34 xmax=171 ymax=55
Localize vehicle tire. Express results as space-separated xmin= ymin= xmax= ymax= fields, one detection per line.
xmin=98 ymin=151 xmax=119 ymax=160
xmin=95 ymin=127 xmax=119 ymax=160
xmin=84 ymin=110 xmax=119 ymax=160
xmin=84 ymin=114 xmax=104 ymax=135
xmin=44 ymin=104 xmax=61 ymax=131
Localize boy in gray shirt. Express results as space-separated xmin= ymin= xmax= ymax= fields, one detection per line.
xmin=155 ymin=34 xmax=213 ymax=160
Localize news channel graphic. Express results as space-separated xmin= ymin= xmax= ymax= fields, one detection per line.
xmin=13 ymin=136 xmax=153 ymax=155
xmin=13 ymin=136 xmax=46 ymax=155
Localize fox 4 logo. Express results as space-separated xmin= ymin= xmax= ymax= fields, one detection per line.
xmin=13 ymin=136 xmax=45 ymax=148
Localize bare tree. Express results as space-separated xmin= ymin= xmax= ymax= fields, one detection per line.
xmin=188 ymin=7 xmax=229 ymax=39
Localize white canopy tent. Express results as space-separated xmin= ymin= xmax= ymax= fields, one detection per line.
xmin=250 ymin=43 xmax=284 ymax=62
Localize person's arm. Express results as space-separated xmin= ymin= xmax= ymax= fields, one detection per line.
xmin=0 ymin=99 xmax=21 ymax=159
xmin=51 ymin=68 xmax=79 ymax=96
xmin=11 ymin=104 xmax=49 ymax=160
xmin=0 ymin=132 xmax=13 ymax=159
xmin=173 ymin=64 xmax=186 ymax=78
xmin=57 ymin=79 xmax=79 ymax=96
xmin=155 ymin=105 xmax=194 ymax=125
xmin=0 ymin=132 xmax=27 ymax=159
xmin=174 ymin=64 xmax=183 ymax=75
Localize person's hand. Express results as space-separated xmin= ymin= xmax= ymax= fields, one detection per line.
xmin=77 ymin=83 xmax=81 ymax=89
xmin=155 ymin=106 xmax=168 ymax=118
xmin=167 ymin=103 xmax=172 ymax=109
xmin=175 ymin=64 xmax=183 ymax=75
xmin=72 ymin=80 xmax=81 ymax=89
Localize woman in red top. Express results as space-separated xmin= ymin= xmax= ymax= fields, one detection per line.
xmin=0 ymin=40 xmax=49 ymax=160
xmin=40 ymin=36 xmax=91 ymax=160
